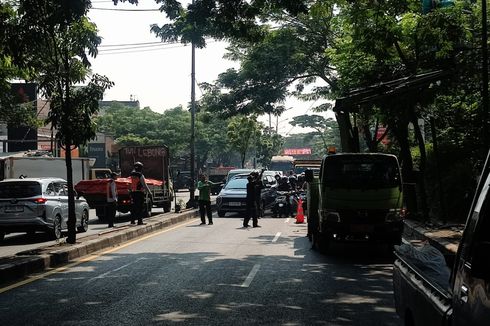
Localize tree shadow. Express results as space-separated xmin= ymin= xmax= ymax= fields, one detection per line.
xmin=0 ymin=228 xmax=400 ymax=325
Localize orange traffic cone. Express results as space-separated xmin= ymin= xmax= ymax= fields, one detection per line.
xmin=295 ymin=198 xmax=305 ymax=224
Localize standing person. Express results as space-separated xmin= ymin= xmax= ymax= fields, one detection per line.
xmin=129 ymin=161 xmax=151 ymax=225
xmin=106 ymin=172 xmax=118 ymax=228
xmin=253 ymin=169 xmax=265 ymax=218
xmin=197 ymin=174 xmax=217 ymax=225
xmin=244 ymin=174 xmax=260 ymax=228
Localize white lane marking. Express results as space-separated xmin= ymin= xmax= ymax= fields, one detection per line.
xmin=284 ymin=218 xmax=290 ymax=223
xmin=241 ymin=264 xmax=261 ymax=288
xmin=272 ymin=232 xmax=281 ymax=243
xmin=86 ymin=258 xmax=145 ymax=284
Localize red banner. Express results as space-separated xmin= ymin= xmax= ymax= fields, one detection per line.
xmin=284 ymin=148 xmax=312 ymax=155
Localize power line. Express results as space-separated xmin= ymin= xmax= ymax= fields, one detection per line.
xmin=91 ymin=7 xmax=160 ymax=12
xmin=98 ymin=41 xmax=179 ymax=52
xmin=97 ymin=43 xmax=188 ymax=55
xmin=99 ymin=41 xmax=165 ymax=48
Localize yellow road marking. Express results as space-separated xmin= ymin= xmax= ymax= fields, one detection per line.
xmin=0 ymin=219 xmax=196 ymax=294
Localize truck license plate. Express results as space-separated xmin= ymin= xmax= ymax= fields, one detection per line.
xmin=229 ymin=202 xmax=242 ymax=206
xmin=5 ymin=205 xmax=24 ymax=213
xmin=351 ymin=224 xmax=373 ymax=233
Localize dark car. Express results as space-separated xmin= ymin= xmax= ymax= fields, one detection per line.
xmin=173 ymin=171 xmax=191 ymax=192
xmin=216 ymin=174 xmax=277 ymax=217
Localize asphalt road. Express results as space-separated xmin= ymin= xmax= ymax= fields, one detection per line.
xmin=0 ymin=191 xmax=197 ymax=258
xmin=0 ymin=214 xmax=400 ymax=326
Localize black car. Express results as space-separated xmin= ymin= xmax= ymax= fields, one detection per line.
xmin=216 ymin=174 xmax=277 ymax=217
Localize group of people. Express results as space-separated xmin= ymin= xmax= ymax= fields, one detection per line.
xmin=105 ymin=161 xmax=151 ymax=228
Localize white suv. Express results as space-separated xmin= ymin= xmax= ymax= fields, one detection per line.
xmin=0 ymin=178 xmax=90 ymax=241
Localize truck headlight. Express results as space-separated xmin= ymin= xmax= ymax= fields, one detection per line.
xmin=320 ymin=209 xmax=341 ymax=222
xmin=385 ymin=208 xmax=406 ymax=222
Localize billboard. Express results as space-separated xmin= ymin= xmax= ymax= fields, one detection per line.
xmin=8 ymin=83 xmax=38 ymax=152
xmin=88 ymin=143 xmax=106 ymax=168
xmin=283 ymin=148 xmax=312 ymax=155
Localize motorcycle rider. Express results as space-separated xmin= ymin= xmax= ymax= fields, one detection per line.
xmin=276 ymin=176 xmax=293 ymax=217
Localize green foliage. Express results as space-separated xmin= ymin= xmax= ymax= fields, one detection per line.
xmin=255 ymin=132 xmax=283 ymax=167
xmin=226 ymin=115 xmax=262 ymax=167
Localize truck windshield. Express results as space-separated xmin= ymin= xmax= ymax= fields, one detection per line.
xmin=323 ymin=156 xmax=401 ymax=189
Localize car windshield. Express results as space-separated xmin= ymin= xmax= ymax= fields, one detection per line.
xmin=0 ymin=182 xmax=42 ymax=198
xmin=323 ymin=156 xmax=401 ymax=189
xmin=225 ymin=178 xmax=248 ymax=189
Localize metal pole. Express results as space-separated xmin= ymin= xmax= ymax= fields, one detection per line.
xmin=188 ymin=0 xmax=197 ymax=208
xmin=483 ymin=0 xmax=489 ymax=147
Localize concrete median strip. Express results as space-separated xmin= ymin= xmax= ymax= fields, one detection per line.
xmin=0 ymin=209 xmax=201 ymax=287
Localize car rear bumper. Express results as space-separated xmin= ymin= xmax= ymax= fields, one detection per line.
xmin=0 ymin=217 xmax=51 ymax=233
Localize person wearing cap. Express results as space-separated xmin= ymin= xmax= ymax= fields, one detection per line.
xmin=197 ymin=174 xmax=220 ymax=225
xmin=106 ymin=172 xmax=118 ymax=228
xmin=129 ymin=161 xmax=151 ymax=225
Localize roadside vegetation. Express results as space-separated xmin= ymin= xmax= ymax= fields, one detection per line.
xmin=1 ymin=0 xmax=488 ymax=224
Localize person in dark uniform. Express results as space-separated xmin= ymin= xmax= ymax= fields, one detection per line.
xmin=129 ymin=161 xmax=150 ymax=225
xmin=244 ymin=174 xmax=260 ymax=228
xmin=252 ymin=169 xmax=265 ymax=218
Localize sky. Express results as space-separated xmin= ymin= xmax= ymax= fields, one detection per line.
xmin=88 ymin=1 xmax=332 ymax=136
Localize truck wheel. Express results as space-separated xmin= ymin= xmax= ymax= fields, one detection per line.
xmin=163 ymin=201 xmax=171 ymax=213
xmin=0 ymin=231 xmax=5 ymax=242
xmin=313 ymin=231 xmax=331 ymax=254
xmin=96 ymin=207 xmax=106 ymax=222
xmin=143 ymin=200 xmax=153 ymax=217
xmin=218 ymin=210 xmax=225 ymax=217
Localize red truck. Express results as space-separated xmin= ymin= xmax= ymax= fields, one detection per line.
xmin=75 ymin=145 xmax=174 ymax=221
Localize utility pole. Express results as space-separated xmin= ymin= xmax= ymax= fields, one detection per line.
xmin=188 ymin=0 xmax=197 ymax=208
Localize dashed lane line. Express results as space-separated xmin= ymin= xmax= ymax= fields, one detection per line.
xmin=272 ymin=232 xmax=281 ymax=243
xmin=241 ymin=264 xmax=261 ymax=288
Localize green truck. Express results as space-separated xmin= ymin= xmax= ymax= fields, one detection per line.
xmin=305 ymin=152 xmax=404 ymax=253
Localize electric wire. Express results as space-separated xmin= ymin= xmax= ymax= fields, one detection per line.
xmin=91 ymin=7 xmax=160 ymax=12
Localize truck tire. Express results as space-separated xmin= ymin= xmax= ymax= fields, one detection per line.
xmin=313 ymin=231 xmax=331 ymax=254
xmin=143 ymin=200 xmax=153 ymax=217
xmin=218 ymin=210 xmax=225 ymax=217
xmin=0 ymin=231 xmax=5 ymax=242
xmin=96 ymin=207 xmax=106 ymax=222
xmin=163 ymin=201 xmax=171 ymax=213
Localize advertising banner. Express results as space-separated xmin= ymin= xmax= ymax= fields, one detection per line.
xmin=283 ymin=148 xmax=312 ymax=155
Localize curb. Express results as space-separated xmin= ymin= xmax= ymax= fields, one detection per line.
xmin=402 ymin=219 xmax=459 ymax=256
xmin=0 ymin=209 xmax=200 ymax=287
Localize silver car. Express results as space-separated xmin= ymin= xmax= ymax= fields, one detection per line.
xmin=0 ymin=178 xmax=90 ymax=241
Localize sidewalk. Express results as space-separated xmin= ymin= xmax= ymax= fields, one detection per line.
xmin=0 ymin=208 xmax=201 ymax=287
xmin=402 ymin=219 xmax=465 ymax=255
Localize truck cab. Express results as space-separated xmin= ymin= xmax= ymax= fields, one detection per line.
xmin=393 ymin=151 xmax=490 ymax=325
xmin=305 ymin=153 xmax=404 ymax=253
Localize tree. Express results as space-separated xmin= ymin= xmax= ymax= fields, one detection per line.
xmin=14 ymin=0 xmax=113 ymax=244
xmin=0 ymin=1 xmax=40 ymax=126
xmin=227 ymin=115 xmax=261 ymax=168
xmin=255 ymin=131 xmax=283 ymax=168
xmin=290 ymin=114 xmax=337 ymax=149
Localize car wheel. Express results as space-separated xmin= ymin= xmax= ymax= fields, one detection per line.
xmin=218 ymin=210 xmax=225 ymax=217
xmin=77 ymin=210 xmax=89 ymax=233
xmin=51 ymin=215 xmax=62 ymax=240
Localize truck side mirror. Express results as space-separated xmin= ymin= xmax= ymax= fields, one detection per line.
xmin=304 ymin=169 xmax=314 ymax=183
xmin=471 ymin=241 xmax=490 ymax=280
